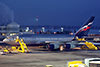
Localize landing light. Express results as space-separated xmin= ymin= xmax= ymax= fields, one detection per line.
xmin=69 ymin=32 xmax=73 ymax=35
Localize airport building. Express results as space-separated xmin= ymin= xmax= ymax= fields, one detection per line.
xmin=0 ymin=22 xmax=20 ymax=36
xmin=7 ymin=22 xmax=20 ymax=33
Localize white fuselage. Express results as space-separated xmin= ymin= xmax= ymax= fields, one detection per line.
xmin=3 ymin=34 xmax=74 ymax=45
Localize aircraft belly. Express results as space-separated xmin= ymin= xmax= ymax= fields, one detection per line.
xmin=6 ymin=41 xmax=18 ymax=45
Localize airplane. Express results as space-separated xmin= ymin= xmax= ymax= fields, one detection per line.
xmin=3 ymin=16 xmax=95 ymax=51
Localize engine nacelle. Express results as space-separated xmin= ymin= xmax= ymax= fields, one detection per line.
xmin=47 ymin=43 xmax=61 ymax=51
xmin=65 ymin=44 xmax=71 ymax=49
xmin=47 ymin=44 xmax=54 ymax=51
xmin=65 ymin=44 xmax=76 ymax=49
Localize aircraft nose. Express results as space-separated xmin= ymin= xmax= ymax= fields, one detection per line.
xmin=3 ymin=38 xmax=17 ymax=45
xmin=3 ymin=38 xmax=8 ymax=43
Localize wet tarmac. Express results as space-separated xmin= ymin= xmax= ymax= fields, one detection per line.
xmin=0 ymin=47 xmax=100 ymax=67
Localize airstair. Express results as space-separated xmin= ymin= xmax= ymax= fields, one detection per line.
xmin=15 ymin=37 xmax=30 ymax=53
xmin=3 ymin=37 xmax=30 ymax=53
xmin=81 ymin=41 xmax=98 ymax=50
xmin=77 ymin=38 xmax=98 ymax=50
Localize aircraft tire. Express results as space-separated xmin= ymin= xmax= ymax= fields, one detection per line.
xmin=59 ymin=45 xmax=64 ymax=51
xmin=47 ymin=44 xmax=54 ymax=51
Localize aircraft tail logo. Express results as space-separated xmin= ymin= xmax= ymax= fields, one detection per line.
xmin=75 ymin=16 xmax=95 ymax=38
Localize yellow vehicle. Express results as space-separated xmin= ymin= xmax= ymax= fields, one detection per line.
xmin=68 ymin=61 xmax=86 ymax=67
xmin=77 ymin=38 xmax=86 ymax=41
xmin=46 ymin=65 xmax=53 ymax=67
xmin=3 ymin=48 xmax=9 ymax=53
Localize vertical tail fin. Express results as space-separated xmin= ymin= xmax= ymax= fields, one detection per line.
xmin=75 ymin=16 xmax=95 ymax=38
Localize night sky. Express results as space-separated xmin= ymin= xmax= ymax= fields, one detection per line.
xmin=0 ymin=0 xmax=100 ymax=26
